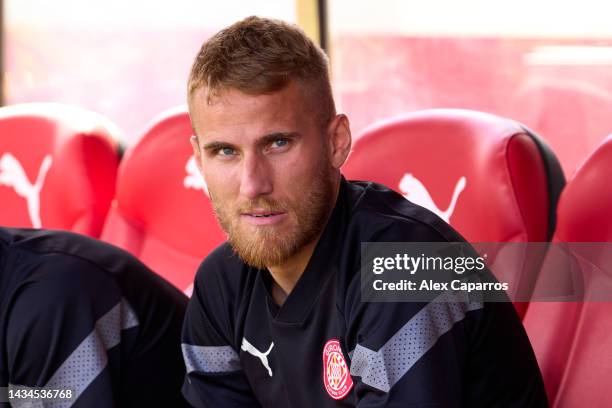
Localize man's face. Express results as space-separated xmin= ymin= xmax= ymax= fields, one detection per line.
xmin=190 ymin=81 xmax=337 ymax=269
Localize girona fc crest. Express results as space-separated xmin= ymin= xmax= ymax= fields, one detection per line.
xmin=322 ymin=339 xmax=353 ymax=400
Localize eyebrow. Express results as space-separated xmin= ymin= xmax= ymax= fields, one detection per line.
xmin=256 ymin=132 xmax=300 ymax=148
xmin=201 ymin=141 xmax=237 ymax=152
xmin=201 ymin=132 xmax=300 ymax=152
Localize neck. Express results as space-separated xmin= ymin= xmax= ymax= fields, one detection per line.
xmin=267 ymin=176 xmax=342 ymax=306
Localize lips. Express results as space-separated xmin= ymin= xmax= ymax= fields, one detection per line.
xmin=248 ymin=212 xmax=282 ymax=217
xmin=242 ymin=208 xmax=283 ymax=216
xmin=241 ymin=210 xmax=287 ymax=225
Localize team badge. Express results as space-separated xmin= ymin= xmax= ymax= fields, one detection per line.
xmin=322 ymin=339 xmax=353 ymax=400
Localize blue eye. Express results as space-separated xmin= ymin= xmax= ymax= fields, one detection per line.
xmin=272 ymin=139 xmax=288 ymax=148
xmin=219 ymin=147 xmax=236 ymax=156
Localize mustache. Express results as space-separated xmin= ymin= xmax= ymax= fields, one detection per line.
xmin=237 ymin=198 xmax=287 ymax=213
xmin=208 ymin=189 xmax=286 ymax=213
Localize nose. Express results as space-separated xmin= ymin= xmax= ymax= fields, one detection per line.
xmin=239 ymin=152 xmax=273 ymax=199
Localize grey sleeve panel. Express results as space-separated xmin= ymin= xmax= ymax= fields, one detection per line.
xmin=182 ymin=344 xmax=242 ymax=374
xmin=9 ymin=298 xmax=139 ymax=408
xmin=350 ymin=292 xmax=482 ymax=392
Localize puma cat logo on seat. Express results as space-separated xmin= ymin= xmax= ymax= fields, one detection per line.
xmin=0 ymin=153 xmax=53 ymax=228
xmin=399 ymin=173 xmax=466 ymax=223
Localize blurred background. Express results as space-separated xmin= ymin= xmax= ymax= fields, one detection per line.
xmin=4 ymin=0 xmax=612 ymax=176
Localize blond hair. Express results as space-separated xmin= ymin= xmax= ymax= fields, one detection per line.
xmin=187 ymin=16 xmax=335 ymax=126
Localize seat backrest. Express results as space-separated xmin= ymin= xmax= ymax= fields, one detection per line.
xmin=512 ymin=80 xmax=612 ymax=176
xmin=101 ymin=107 xmax=226 ymax=294
xmin=342 ymin=109 xmax=566 ymax=317
xmin=523 ymin=135 xmax=612 ymax=407
xmin=0 ymin=103 xmax=121 ymax=237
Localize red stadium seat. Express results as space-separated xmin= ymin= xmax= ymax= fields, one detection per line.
xmin=101 ymin=106 xmax=225 ymax=294
xmin=342 ymin=109 xmax=565 ymax=318
xmin=523 ymin=135 xmax=612 ymax=406
xmin=0 ymin=103 xmax=121 ymax=237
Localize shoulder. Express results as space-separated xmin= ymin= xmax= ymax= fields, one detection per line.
xmin=2 ymin=228 xmax=180 ymax=311
xmin=196 ymin=242 xmax=247 ymax=280
xmin=344 ymin=180 xmax=466 ymax=243
xmin=335 ymin=181 xmax=469 ymax=321
xmin=186 ymin=243 xmax=252 ymax=347
xmin=6 ymin=228 xmax=119 ymax=286
xmin=193 ymin=242 xmax=252 ymax=300
xmin=3 ymin=234 xmax=123 ymax=344
xmin=7 ymin=227 xmax=146 ymax=277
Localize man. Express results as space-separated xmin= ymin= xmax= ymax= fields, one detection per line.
xmin=182 ymin=16 xmax=548 ymax=407
xmin=0 ymin=227 xmax=189 ymax=407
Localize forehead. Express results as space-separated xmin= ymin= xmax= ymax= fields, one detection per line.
xmin=190 ymin=81 xmax=316 ymax=142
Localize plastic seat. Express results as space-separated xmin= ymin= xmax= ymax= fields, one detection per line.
xmin=0 ymin=103 xmax=121 ymax=237
xmin=523 ymin=135 xmax=612 ymax=406
xmin=343 ymin=109 xmax=566 ymax=318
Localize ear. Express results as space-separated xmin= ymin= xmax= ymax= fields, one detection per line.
xmin=326 ymin=114 xmax=352 ymax=170
xmin=190 ymin=135 xmax=204 ymax=174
